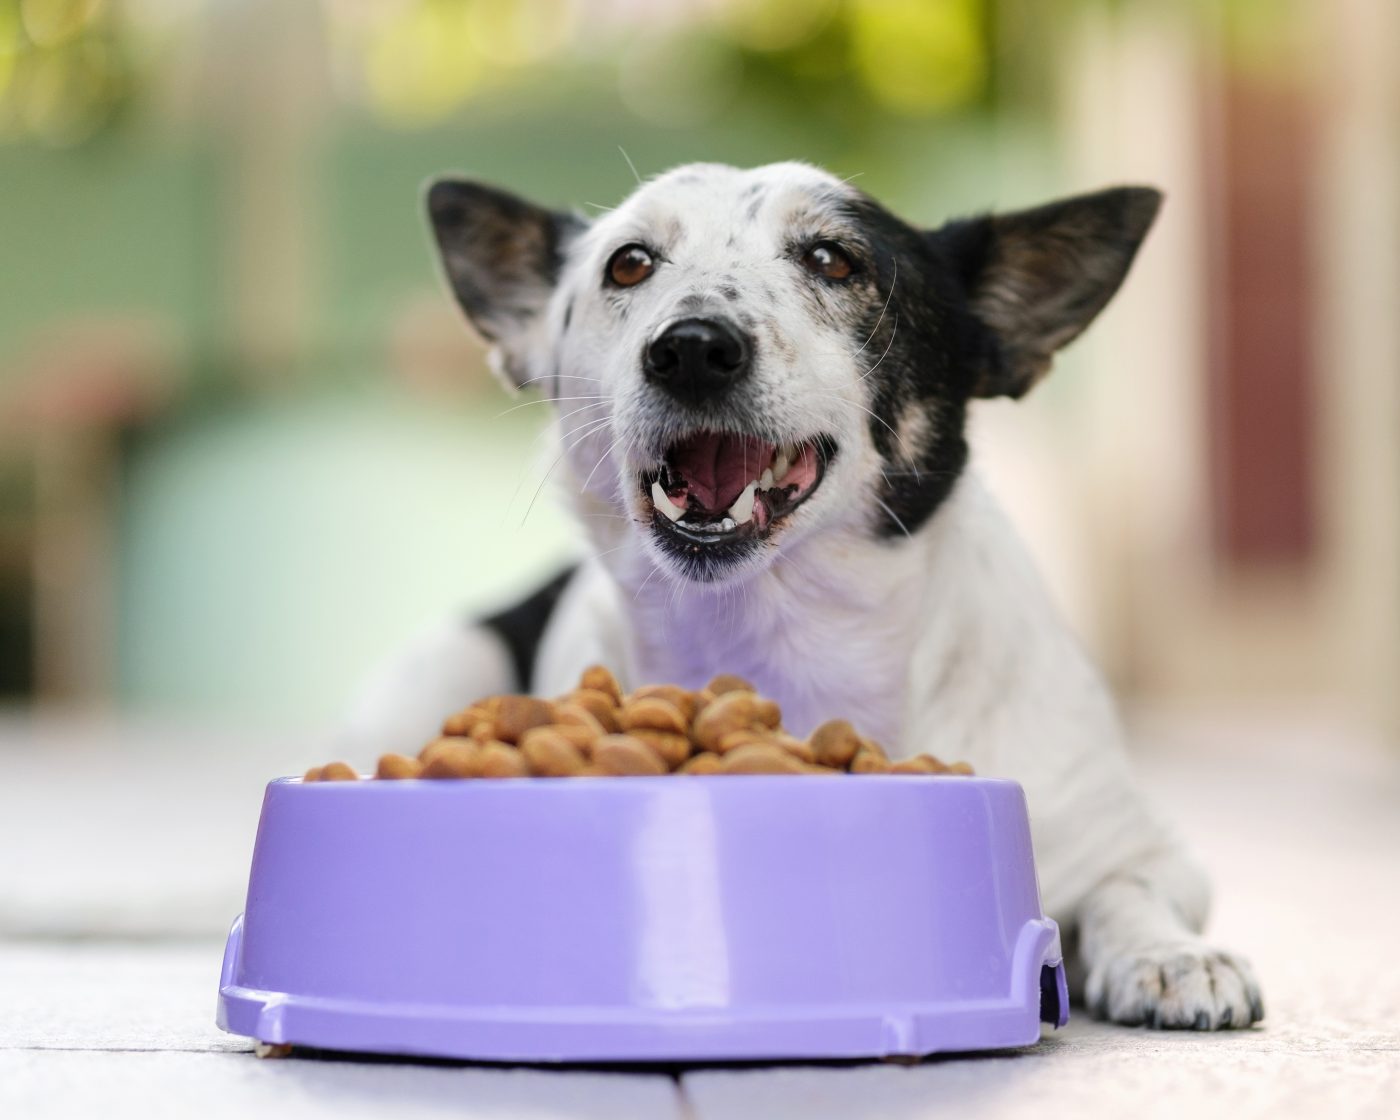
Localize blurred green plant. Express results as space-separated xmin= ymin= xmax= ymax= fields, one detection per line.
xmin=0 ymin=0 xmax=1313 ymax=150
xmin=327 ymin=0 xmax=995 ymax=132
xmin=0 ymin=0 xmax=138 ymax=147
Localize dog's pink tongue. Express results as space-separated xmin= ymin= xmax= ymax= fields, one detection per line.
xmin=669 ymin=432 xmax=772 ymax=512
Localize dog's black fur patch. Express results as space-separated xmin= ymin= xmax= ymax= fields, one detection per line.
xmin=479 ymin=566 xmax=578 ymax=690
xmin=830 ymin=195 xmax=978 ymax=538
xmin=835 ymin=186 xmax=1161 ymax=538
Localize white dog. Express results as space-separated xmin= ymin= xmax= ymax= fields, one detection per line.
xmin=346 ymin=161 xmax=1262 ymax=1030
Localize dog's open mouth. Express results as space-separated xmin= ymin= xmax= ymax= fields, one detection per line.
xmin=640 ymin=431 xmax=835 ymax=550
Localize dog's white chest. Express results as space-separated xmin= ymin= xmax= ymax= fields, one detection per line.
xmin=610 ymin=536 xmax=927 ymax=746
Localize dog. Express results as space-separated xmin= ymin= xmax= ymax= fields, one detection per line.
xmin=345 ymin=161 xmax=1263 ymax=1030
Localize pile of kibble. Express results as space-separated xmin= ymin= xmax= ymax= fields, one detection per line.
xmin=302 ymin=665 xmax=973 ymax=781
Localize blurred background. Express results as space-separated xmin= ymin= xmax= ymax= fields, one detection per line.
xmin=0 ymin=0 xmax=1396 ymax=743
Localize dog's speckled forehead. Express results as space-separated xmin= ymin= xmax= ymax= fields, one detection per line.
xmin=580 ymin=161 xmax=859 ymax=258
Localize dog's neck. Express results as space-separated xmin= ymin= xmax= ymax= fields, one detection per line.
xmin=582 ymin=471 xmax=1059 ymax=751
xmin=624 ymin=532 xmax=927 ymax=746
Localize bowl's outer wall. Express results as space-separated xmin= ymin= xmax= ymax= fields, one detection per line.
xmin=221 ymin=776 xmax=1064 ymax=1060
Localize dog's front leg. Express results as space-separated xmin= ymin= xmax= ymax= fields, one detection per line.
xmin=1076 ymin=845 xmax=1264 ymax=1029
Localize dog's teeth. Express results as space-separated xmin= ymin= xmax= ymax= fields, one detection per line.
xmin=721 ymin=517 xmax=736 ymax=532
xmin=772 ymin=449 xmax=791 ymax=481
xmin=651 ymin=479 xmax=684 ymax=522
xmin=758 ymin=468 xmax=775 ymax=490
xmin=728 ymin=481 xmax=757 ymax=525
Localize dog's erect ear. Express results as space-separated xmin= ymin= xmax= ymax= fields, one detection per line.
xmin=426 ymin=178 xmax=585 ymax=386
xmin=931 ymin=186 xmax=1162 ymax=399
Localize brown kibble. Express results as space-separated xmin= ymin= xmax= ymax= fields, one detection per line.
xmin=753 ymin=697 xmax=783 ymax=729
xmin=419 ymin=736 xmax=475 ymax=764
xmin=706 ymin=673 xmax=755 ymax=695
xmin=492 ymin=696 xmax=557 ymax=744
xmin=949 ymin=761 xmax=975 ymax=775
xmin=475 ymin=742 xmax=530 ymax=777
xmin=891 ymin=754 xmax=948 ymax=775
xmin=850 ymin=748 xmax=892 ymax=774
xmin=528 ymin=722 xmax=597 ymax=752
xmin=580 ymin=664 xmax=623 ymax=705
xmin=809 ymin=719 xmax=862 ymax=769
xmin=567 ymin=688 xmax=621 ymax=733
xmin=691 ymin=687 xmax=717 ymax=717
xmin=859 ymin=737 xmax=888 ymax=760
xmin=519 ymin=728 xmax=588 ymax=777
xmin=375 ymin=753 xmax=423 ymax=780
xmin=314 ymin=665 xmax=929 ymax=783
xmin=719 ymin=744 xmax=807 ymax=775
xmin=768 ymin=732 xmax=816 ymax=765
xmin=628 ymin=684 xmax=697 ymax=723
xmin=592 ymin=734 xmax=667 ymax=776
xmin=692 ymin=691 xmax=769 ymax=751
xmin=716 ymin=728 xmax=772 ymax=754
xmin=442 ymin=703 xmax=491 ymax=736
xmin=628 ymin=729 xmax=692 ymax=769
xmin=553 ymin=702 xmax=607 ymax=738
xmin=421 ymin=740 xmax=482 ymax=778
xmin=679 ymin=752 xmax=723 ymax=775
xmin=618 ymin=697 xmax=688 ymax=736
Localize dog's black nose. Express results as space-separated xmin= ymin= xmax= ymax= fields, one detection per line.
xmin=644 ymin=317 xmax=751 ymax=401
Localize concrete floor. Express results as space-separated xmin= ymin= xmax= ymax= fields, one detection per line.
xmin=2 ymin=707 xmax=1397 ymax=1118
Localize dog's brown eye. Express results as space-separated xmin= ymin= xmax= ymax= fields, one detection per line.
xmin=802 ymin=242 xmax=855 ymax=281
xmin=607 ymin=244 xmax=655 ymax=288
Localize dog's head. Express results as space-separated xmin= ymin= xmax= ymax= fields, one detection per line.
xmin=427 ymin=162 xmax=1159 ymax=584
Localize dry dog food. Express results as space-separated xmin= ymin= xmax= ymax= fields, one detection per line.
xmin=303 ymin=666 xmax=974 ymax=781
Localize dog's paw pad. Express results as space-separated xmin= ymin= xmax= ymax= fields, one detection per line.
xmin=1086 ymin=943 xmax=1264 ymax=1029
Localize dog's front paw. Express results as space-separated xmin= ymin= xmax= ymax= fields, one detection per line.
xmin=1086 ymin=943 xmax=1264 ymax=1029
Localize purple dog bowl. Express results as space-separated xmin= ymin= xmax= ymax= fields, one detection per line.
xmin=217 ymin=775 xmax=1067 ymax=1062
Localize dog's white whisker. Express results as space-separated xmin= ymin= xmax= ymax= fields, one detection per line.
xmin=618 ymin=145 xmax=643 ymax=187
xmin=499 ymin=407 xmax=616 ymax=525
xmin=580 ymin=427 xmax=631 ymax=496
xmin=852 ymin=258 xmax=897 ymax=360
xmin=855 ymin=312 xmax=899 ymax=384
xmin=813 ymin=388 xmax=920 ymax=480
xmin=515 ymin=373 xmax=605 ymax=389
xmin=517 ymin=414 xmax=614 ymax=528
xmin=553 ymin=403 xmax=612 ymax=428
xmin=494 ymin=395 xmax=607 ymax=420
xmin=872 ymin=496 xmax=912 ymax=539
xmin=632 ymin=560 xmax=664 ymax=602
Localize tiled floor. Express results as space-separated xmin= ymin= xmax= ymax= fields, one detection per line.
xmin=2 ymin=707 xmax=1397 ymax=1118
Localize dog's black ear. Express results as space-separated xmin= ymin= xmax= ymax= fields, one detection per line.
xmin=931 ymin=186 xmax=1162 ymax=399
xmin=425 ymin=178 xmax=585 ymax=386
